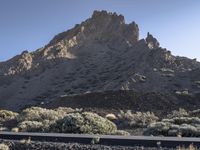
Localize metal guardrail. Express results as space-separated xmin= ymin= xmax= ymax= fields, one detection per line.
xmin=0 ymin=132 xmax=200 ymax=148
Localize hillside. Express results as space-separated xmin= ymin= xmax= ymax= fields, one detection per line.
xmin=0 ymin=10 xmax=200 ymax=111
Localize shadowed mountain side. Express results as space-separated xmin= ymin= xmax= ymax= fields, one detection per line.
xmin=44 ymin=90 xmax=200 ymax=117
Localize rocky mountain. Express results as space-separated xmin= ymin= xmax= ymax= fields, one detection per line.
xmin=0 ymin=10 xmax=200 ymax=111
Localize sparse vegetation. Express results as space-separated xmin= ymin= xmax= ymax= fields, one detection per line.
xmin=145 ymin=109 xmax=200 ymax=137
xmin=117 ymin=110 xmax=158 ymax=128
xmin=2 ymin=106 xmax=200 ymax=137
xmin=0 ymin=107 xmax=117 ymax=135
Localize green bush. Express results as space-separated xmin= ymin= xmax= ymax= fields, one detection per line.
xmin=50 ymin=112 xmax=117 ymax=134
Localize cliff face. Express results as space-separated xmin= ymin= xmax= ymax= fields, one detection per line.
xmin=0 ymin=10 xmax=200 ymax=110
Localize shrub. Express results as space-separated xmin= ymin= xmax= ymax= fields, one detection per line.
xmin=112 ymin=130 xmax=130 ymax=136
xmin=117 ymin=110 xmax=158 ymax=128
xmin=0 ymin=110 xmax=18 ymax=122
xmin=167 ymin=124 xmax=180 ymax=136
xmin=54 ymin=107 xmax=81 ymax=115
xmin=49 ymin=112 xmax=117 ymax=134
xmin=172 ymin=117 xmax=200 ymax=125
xmin=144 ymin=122 xmax=172 ymax=136
xmin=17 ymin=107 xmax=62 ymax=122
xmin=0 ymin=143 xmax=9 ymax=150
xmin=0 ymin=127 xmax=8 ymax=131
xmin=145 ymin=119 xmax=200 ymax=137
xmin=167 ymin=108 xmax=189 ymax=119
xmin=17 ymin=107 xmax=80 ymax=122
xmin=179 ymin=124 xmax=197 ymax=137
xmin=145 ymin=112 xmax=200 ymax=137
xmin=16 ymin=107 xmax=80 ymax=132
xmin=17 ymin=109 xmax=117 ymax=134
xmin=189 ymin=109 xmax=200 ymax=117
xmin=18 ymin=121 xmax=44 ymax=132
xmin=11 ymin=127 xmax=19 ymax=132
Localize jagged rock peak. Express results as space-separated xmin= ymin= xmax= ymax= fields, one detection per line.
xmin=49 ymin=10 xmax=139 ymax=46
xmin=91 ymin=10 xmax=125 ymax=24
xmin=145 ymin=32 xmax=160 ymax=49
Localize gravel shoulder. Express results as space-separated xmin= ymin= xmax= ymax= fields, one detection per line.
xmin=0 ymin=139 xmax=176 ymax=150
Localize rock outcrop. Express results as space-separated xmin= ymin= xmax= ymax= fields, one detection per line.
xmin=146 ymin=32 xmax=160 ymax=49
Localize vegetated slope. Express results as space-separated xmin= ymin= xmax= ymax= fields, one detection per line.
xmin=0 ymin=10 xmax=200 ymax=111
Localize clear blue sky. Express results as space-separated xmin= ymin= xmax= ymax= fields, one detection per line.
xmin=0 ymin=0 xmax=200 ymax=62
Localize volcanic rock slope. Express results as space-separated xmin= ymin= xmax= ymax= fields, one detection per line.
xmin=0 ymin=10 xmax=200 ymax=110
